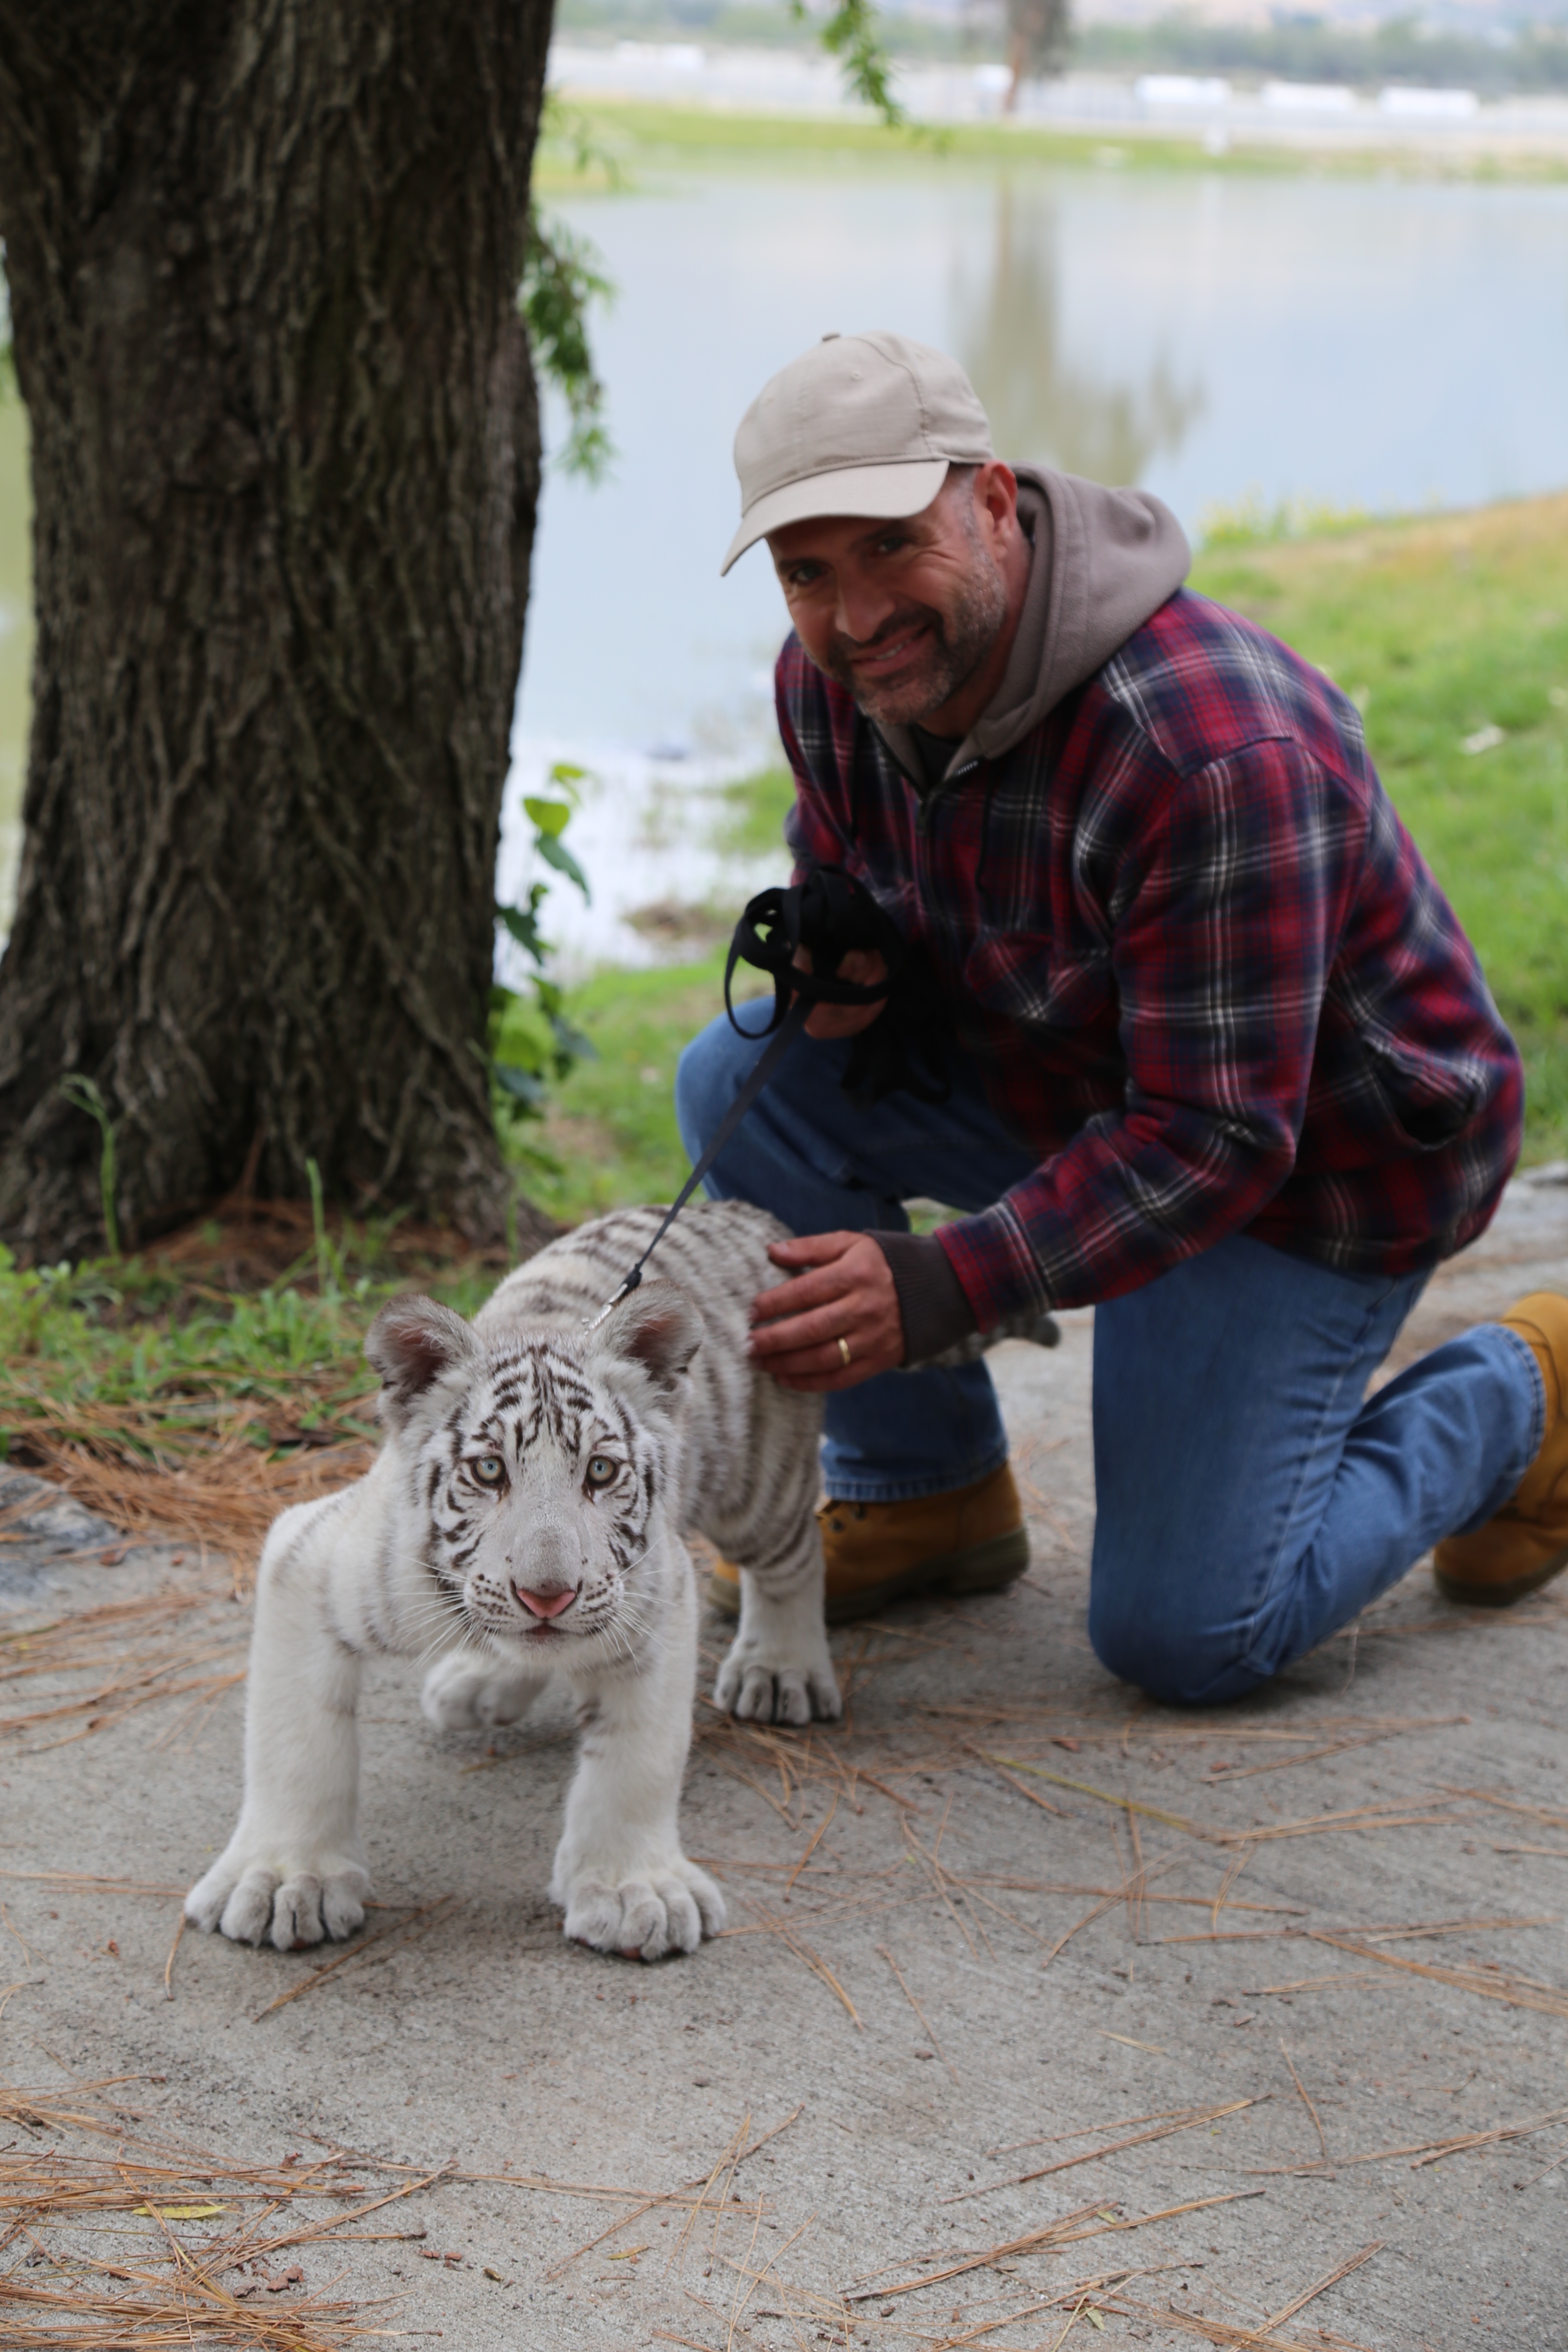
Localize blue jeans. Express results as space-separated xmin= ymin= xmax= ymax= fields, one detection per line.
xmin=675 ymin=1012 xmax=1544 ymax=1705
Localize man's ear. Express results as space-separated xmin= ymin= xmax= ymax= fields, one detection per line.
xmin=587 ymin=1279 xmax=703 ymax=1397
xmin=365 ymin=1295 xmax=480 ymax=1431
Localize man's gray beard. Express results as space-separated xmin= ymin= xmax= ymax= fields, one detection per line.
xmin=820 ymin=553 xmax=1010 ymax=727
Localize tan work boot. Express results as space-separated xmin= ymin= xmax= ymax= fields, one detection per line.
xmin=1433 ymin=1292 xmax=1568 ymax=1607
xmin=708 ymin=1462 xmax=1029 ymax=1626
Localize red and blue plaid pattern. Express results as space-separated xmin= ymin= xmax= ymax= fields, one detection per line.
xmin=777 ymin=588 xmax=1523 ymax=1324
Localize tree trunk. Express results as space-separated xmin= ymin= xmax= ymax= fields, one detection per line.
xmin=0 ymin=0 xmax=554 ymax=1262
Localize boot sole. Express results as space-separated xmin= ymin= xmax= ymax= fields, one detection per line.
xmin=1433 ymin=1538 xmax=1568 ymax=1610
xmin=706 ymin=1526 xmax=1029 ymax=1626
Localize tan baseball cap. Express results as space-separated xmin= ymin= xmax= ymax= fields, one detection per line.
xmin=721 ymin=330 xmax=995 ymax=576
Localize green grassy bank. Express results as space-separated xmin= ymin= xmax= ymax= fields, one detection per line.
xmin=526 ymin=490 xmax=1568 ymax=1222
xmin=533 ymin=96 xmax=1568 ymax=190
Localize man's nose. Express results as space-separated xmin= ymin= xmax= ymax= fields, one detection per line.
xmin=514 ymin=1582 xmax=577 ymax=1620
xmin=835 ymin=572 xmax=897 ymax=644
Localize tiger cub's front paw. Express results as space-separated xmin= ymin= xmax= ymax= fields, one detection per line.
xmin=420 ymin=1651 xmax=545 ymax=1734
xmin=186 ymin=1844 xmax=371 ymax=1951
xmin=559 ymin=1856 xmax=725 ymax=1962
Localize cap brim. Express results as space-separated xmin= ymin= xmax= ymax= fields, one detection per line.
xmin=720 ymin=457 xmax=952 ymax=576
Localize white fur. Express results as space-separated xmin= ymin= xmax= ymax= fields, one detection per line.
xmin=187 ymin=1276 xmax=727 ymax=1961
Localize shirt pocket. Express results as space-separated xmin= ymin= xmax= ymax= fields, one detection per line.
xmin=1361 ymin=1023 xmax=1481 ymax=1151
xmin=962 ymin=934 xmax=1113 ymax=1038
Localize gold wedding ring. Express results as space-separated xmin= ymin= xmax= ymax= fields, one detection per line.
xmin=836 ymin=1336 xmax=852 ymax=1369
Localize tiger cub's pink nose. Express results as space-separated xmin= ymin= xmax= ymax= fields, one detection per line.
xmin=514 ymin=1584 xmax=577 ymax=1620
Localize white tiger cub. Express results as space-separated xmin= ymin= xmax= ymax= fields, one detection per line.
xmin=186 ymin=1201 xmax=842 ymax=1965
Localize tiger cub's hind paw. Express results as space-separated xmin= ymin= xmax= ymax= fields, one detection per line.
xmin=713 ymin=1588 xmax=841 ymax=1727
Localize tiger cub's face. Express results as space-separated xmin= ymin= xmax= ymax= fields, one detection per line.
xmin=364 ymin=1283 xmax=702 ymax=1668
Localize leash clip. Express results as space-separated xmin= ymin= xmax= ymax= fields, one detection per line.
xmin=582 ymin=1265 xmax=643 ymax=1335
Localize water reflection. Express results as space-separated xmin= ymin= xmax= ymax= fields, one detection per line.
xmin=956 ymin=180 xmax=1204 ymax=485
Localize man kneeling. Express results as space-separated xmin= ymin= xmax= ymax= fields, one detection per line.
xmin=676 ymin=329 xmax=1565 ymax=1706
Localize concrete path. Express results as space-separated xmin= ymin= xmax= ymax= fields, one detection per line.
xmin=3 ymin=1173 xmax=1566 ymax=2349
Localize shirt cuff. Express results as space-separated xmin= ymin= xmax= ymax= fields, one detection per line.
xmin=868 ymin=1230 xmax=978 ymax=1364
xmin=934 ymin=1198 xmax=1056 ymax=1329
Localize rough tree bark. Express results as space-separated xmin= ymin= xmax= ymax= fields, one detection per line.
xmin=0 ymin=0 xmax=555 ymax=1261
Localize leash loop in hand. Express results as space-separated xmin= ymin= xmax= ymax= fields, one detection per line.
xmin=588 ymin=867 xmax=937 ymax=1326
xmin=724 ymin=867 xmax=906 ymax=1038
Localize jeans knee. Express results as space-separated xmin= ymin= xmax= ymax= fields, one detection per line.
xmin=1088 ymin=1584 xmax=1262 ymax=1708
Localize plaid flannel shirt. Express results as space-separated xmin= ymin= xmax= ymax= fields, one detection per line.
xmin=777 ymin=587 xmax=1523 ymax=1326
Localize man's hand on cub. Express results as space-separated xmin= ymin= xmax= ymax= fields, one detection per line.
xmin=749 ymin=1230 xmax=903 ymax=1389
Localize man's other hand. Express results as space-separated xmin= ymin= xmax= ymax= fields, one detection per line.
xmin=798 ymin=946 xmax=888 ymax=1040
xmin=747 ymin=1231 xmax=903 ymax=1389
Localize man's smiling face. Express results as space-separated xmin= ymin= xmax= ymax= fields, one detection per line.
xmin=767 ymin=461 xmax=1025 ymax=732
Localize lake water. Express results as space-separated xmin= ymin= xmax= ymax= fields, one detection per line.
xmin=3 ymin=155 xmax=1567 ymax=967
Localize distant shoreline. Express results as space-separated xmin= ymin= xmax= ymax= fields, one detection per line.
xmin=542 ymin=58 xmax=1568 ymax=179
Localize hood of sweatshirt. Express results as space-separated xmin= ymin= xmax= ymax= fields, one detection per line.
xmin=876 ymin=465 xmax=1191 ymax=788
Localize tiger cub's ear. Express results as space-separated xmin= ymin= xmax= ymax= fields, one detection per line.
xmin=365 ymin=1295 xmax=481 ymax=1431
xmin=588 ymin=1279 xmax=703 ymax=1397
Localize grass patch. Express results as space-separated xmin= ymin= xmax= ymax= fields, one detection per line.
xmin=709 ymin=762 xmax=797 ymax=859
xmin=518 ymin=954 xmax=771 ymax=1222
xmin=1191 ymin=490 xmax=1568 ymax=1165
xmin=534 ymin=98 xmax=1568 ymax=188
xmin=0 ymin=1207 xmax=506 ymax=1560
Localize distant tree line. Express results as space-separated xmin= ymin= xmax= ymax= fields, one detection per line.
xmin=1075 ymin=12 xmax=1568 ymax=95
xmin=555 ymin=0 xmax=1568 ymax=95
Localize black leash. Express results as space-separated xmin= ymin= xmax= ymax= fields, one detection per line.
xmin=583 ymin=870 xmax=900 ymax=1330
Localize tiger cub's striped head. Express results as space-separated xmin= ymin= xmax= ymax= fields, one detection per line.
xmin=364 ymin=1281 xmax=702 ymax=1665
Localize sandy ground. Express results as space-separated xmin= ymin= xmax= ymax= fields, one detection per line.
xmin=3 ymin=1173 xmax=1567 ymax=2350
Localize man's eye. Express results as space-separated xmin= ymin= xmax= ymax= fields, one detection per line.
xmin=585 ymin=1456 xmax=618 ymax=1490
xmin=472 ymin=1454 xmax=506 ymax=1487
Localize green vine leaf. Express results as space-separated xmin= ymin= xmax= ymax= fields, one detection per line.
xmin=521 ymin=208 xmax=616 ymax=481
xmin=535 ymin=831 xmax=591 ymax=900
xmin=524 ymin=795 xmax=573 ymax=838
xmin=790 ymin=0 xmax=906 ymax=123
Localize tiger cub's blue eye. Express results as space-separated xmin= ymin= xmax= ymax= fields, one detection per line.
xmin=585 ymin=1456 xmax=617 ymax=1489
xmin=472 ymin=1454 xmax=506 ymax=1487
